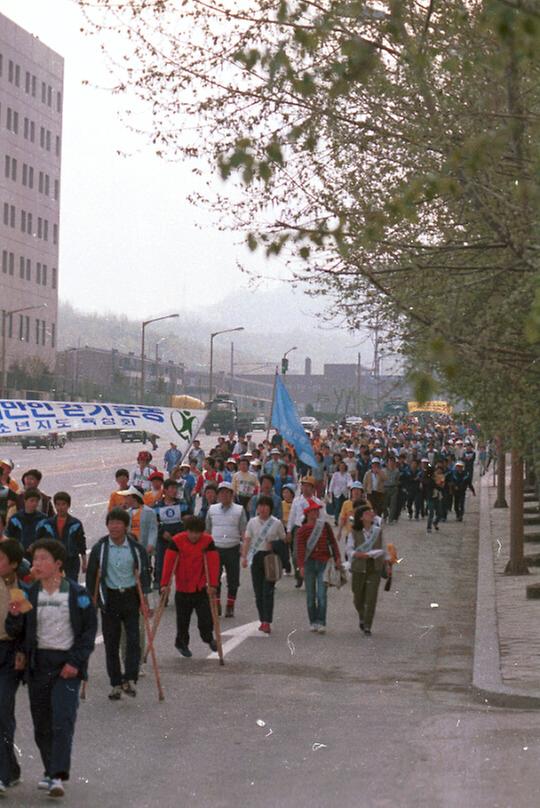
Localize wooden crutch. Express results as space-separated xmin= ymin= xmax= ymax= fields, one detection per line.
xmin=144 ymin=552 xmax=179 ymax=663
xmin=135 ymin=569 xmax=165 ymax=701
xmin=203 ymin=551 xmax=224 ymax=666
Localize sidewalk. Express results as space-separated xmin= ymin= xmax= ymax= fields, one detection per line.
xmin=473 ymin=469 xmax=540 ymax=707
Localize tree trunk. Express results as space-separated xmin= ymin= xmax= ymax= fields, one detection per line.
xmin=504 ymin=450 xmax=529 ymax=575
xmin=493 ymin=437 xmax=508 ymax=508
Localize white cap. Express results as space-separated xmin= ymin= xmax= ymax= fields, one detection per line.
xmin=218 ymin=481 xmax=234 ymax=491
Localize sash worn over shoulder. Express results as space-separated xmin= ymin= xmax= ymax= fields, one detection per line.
xmin=248 ymin=517 xmax=276 ymax=565
xmin=305 ymin=520 xmax=324 ymax=560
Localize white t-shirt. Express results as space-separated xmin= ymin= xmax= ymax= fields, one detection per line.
xmin=246 ymin=515 xmax=285 ymax=553
xmin=37 ymin=581 xmax=74 ymax=651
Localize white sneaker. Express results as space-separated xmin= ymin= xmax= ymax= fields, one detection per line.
xmin=37 ymin=777 xmax=50 ymax=790
xmin=317 ymin=625 xmax=326 ymax=634
xmin=48 ymin=778 xmax=65 ymax=798
xmin=0 ymin=780 xmax=6 ymax=795
xmin=310 ymin=624 xmax=319 ymax=632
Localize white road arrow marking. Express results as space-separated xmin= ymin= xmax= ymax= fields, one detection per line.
xmin=207 ymin=620 xmax=261 ymax=660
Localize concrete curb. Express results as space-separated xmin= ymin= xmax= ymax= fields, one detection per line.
xmin=472 ymin=474 xmax=540 ymax=709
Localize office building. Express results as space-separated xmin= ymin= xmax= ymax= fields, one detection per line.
xmin=0 ymin=12 xmax=63 ymax=388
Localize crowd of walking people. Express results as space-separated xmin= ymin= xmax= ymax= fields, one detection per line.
xmin=0 ymin=413 xmax=481 ymax=798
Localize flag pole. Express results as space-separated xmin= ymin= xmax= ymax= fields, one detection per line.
xmin=265 ymin=367 xmax=279 ymax=443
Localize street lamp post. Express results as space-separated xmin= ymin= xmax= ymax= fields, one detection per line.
xmin=281 ymin=345 xmax=297 ymax=375
xmin=209 ymin=327 xmax=244 ymax=402
xmin=140 ymin=314 xmax=179 ymax=404
xmin=1 ymin=303 xmax=47 ymax=399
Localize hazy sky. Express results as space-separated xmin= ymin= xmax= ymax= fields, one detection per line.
xmin=0 ymin=0 xmax=288 ymax=319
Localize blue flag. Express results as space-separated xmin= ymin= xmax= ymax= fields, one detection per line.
xmin=271 ymin=375 xmax=318 ymax=469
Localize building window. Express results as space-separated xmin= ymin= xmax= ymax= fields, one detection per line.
xmin=53 ymin=224 xmax=58 ymax=245
xmin=31 ymin=75 xmax=36 ymax=97
xmin=51 ymin=322 xmax=56 ymax=349
xmin=42 ymin=265 xmax=47 ymax=285
xmin=3 ymin=204 xmax=8 ymax=226
xmin=45 ymin=174 xmax=50 ymax=196
xmin=46 ymin=130 xmax=51 ymax=151
xmin=28 ymin=166 xmax=34 ymax=189
xmin=26 ymin=258 xmax=31 ymax=281
xmin=8 ymin=252 xmax=14 ymax=275
xmin=24 ymin=117 xmax=29 ymax=139
xmin=54 ymin=179 xmax=59 ymax=201
xmin=36 ymin=262 xmax=41 ymax=284
xmin=52 ymin=267 xmax=57 ymax=289
xmin=9 ymin=206 xmax=15 ymax=228
xmin=47 ymin=85 xmax=52 ymax=107
xmin=15 ymin=65 xmax=20 ymax=87
xmin=35 ymin=318 xmax=40 ymax=344
xmin=7 ymin=313 xmax=12 ymax=339
xmin=0 ymin=55 xmax=3 ymax=77
xmin=25 ymin=71 xmax=30 ymax=94
xmin=5 ymin=156 xmax=16 ymax=181
xmin=40 ymin=127 xmax=45 ymax=148
xmin=38 ymin=171 xmax=43 ymax=193
xmin=44 ymin=220 xmax=49 ymax=242
xmin=41 ymin=320 xmax=46 ymax=345
xmin=41 ymin=81 xmax=46 ymax=103
xmin=25 ymin=316 xmax=30 ymax=343
xmin=26 ymin=212 xmax=32 ymax=234
xmin=8 ymin=60 xmax=13 ymax=83
xmin=55 ymin=135 xmax=60 ymax=157
xmin=18 ymin=315 xmax=23 ymax=341
xmin=19 ymin=256 xmax=24 ymax=279
xmin=30 ymin=121 xmax=35 ymax=142
xmin=1 ymin=250 xmax=7 ymax=272
xmin=20 ymin=210 xmax=26 ymax=232
xmin=22 ymin=163 xmax=27 ymax=186
xmin=37 ymin=217 xmax=42 ymax=239
xmin=56 ymin=92 xmax=62 ymax=113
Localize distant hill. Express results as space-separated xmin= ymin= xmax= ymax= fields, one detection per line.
xmin=57 ymin=288 xmax=377 ymax=374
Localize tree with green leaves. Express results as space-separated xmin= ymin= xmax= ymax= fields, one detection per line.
xmin=79 ymin=0 xmax=539 ymax=570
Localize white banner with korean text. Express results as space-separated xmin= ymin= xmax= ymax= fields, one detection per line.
xmin=0 ymin=400 xmax=208 ymax=459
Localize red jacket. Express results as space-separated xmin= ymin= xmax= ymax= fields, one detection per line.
xmin=194 ymin=470 xmax=223 ymax=495
xmin=161 ymin=531 xmax=220 ymax=592
xmin=296 ymin=522 xmax=341 ymax=568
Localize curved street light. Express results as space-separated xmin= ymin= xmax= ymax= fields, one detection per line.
xmin=281 ymin=345 xmax=297 ymax=375
xmin=141 ymin=314 xmax=179 ymax=404
xmin=209 ymin=326 xmax=244 ymax=402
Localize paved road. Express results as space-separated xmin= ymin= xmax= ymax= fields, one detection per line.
xmin=6 ymin=438 xmax=540 ymax=807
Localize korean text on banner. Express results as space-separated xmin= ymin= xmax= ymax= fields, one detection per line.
xmin=0 ymin=400 xmax=207 ymax=459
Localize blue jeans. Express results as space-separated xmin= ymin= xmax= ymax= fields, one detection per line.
xmin=304 ymin=558 xmax=327 ymax=627
xmin=427 ymin=498 xmax=441 ymax=529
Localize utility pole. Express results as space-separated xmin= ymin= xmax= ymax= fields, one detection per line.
xmin=356 ymin=351 xmax=361 ymax=414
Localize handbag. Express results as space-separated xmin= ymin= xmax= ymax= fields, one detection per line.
xmin=264 ymin=552 xmax=283 ymax=583
xmin=323 ymin=558 xmax=345 ymax=588
xmin=323 ymin=532 xmax=347 ymax=589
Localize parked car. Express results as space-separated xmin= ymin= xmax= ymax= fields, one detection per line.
xmin=21 ymin=431 xmax=66 ymax=449
xmin=251 ymin=417 xmax=267 ymax=431
xmin=300 ymin=416 xmax=319 ymax=432
xmin=120 ymin=429 xmax=147 ymax=443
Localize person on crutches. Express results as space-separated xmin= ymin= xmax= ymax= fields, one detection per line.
xmin=160 ymin=515 xmax=219 ymax=659
xmin=86 ymin=508 xmax=152 ymax=701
